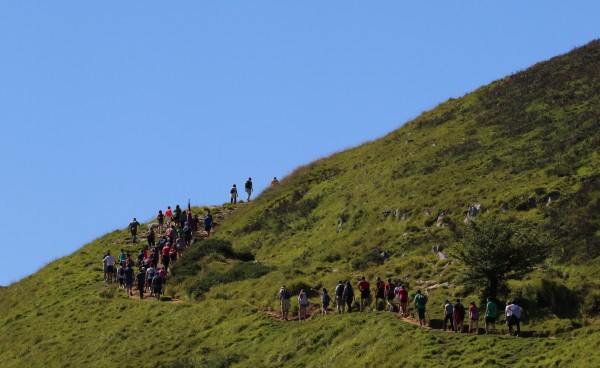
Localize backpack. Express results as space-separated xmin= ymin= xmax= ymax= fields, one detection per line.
xmin=281 ymin=289 xmax=291 ymax=299
xmin=335 ymin=284 xmax=344 ymax=296
xmin=152 ymin=275 xmax=162 ymax=286
xmin=471 ymin=306 xmax=479 ymax=319
xmin=416 ymin=293 xmax=427 ymax=305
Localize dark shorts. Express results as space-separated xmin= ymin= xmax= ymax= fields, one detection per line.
xmin=376 ymin=289 xmax=385 ymax=298
xmin=106 ymin=265 xmax=114 ymax=273
xmin=485 ymin=316 xmax=496 ymax=324
xmin=125 ymin=279 xmax=133 ymax=287
xmin=387 ymin=294 xmax=395 ymax=301
xmin=417 ymin=308 xmax=425 ymax=320
xmin=205 ymin=225 xmax=212 ymax=232
xmin=361 ymin=290 xmax=370 ymax=299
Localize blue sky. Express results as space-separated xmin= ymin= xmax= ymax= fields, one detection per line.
xmin=1 ymin=1 xmax=598 ymax=286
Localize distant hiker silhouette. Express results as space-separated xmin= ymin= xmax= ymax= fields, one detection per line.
xmin=230 ymin=184 xmax=238 ymax=204
xmin=245 ymin=177 xmax=253 ymax=201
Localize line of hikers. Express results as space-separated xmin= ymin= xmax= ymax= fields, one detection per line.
xmin=102 ymin=204 xmax=215 ymax=300
xmin=278 ymin=276 xmax=524 ymax=336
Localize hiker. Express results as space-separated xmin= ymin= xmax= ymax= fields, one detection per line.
xmin=191 ymin=214 xmax=200 ymax=234
xmin=103 ymin=251 xmax=115 ymax=283
xmin=129 ymin=218 xmax=141 ymax=243
xmin=145 ymin=265 xmax=156 ymax=294
xmin=357 ymin=276 xmax=370 ymax=312
xmin=179 ymin=210 xmax=187 ymax=229
xmin=161 ymin=245 xmax=171 ymax=271
xmin=385 ymin=278 xmax=396 ymax=312
xmin=124 ymin=264 xmax=134 ymax=297
xmin=184 ymin=222 xmax=192 ymax=246
xmin=396 ymin=284 xmax=409 ymax=317
xmin=279 ymin=285 xmax=291 ymax=321
xmin=485 ymin=297 xmax=498 ymax=335
xmin=177 ymin=231 xmax=186 ymax=257
xmin=469 ymin=301 xmax=480 ymax=334
xmin=443 ymin=300 xmax=454 ymax=331
xmin=156 ymin=210 xmax=165 ymax=234
xmin=136 ymin=268 xmax=146 ymax=299
xmin=298 ymin=289 xmax=308 ymax=321
xmin=118 ymin=249 xmax=127 ymax=265
xmin=204 ymin=211 xmax=213 ymax=237
xmin=343 ymin=281 xmax=355 ymax=313
xmin=125 ymin=253 xmax=134 ymax=268
xmin=375 ymin=277 xmax=385 ymax=311
xmin=506 ymin=300 xmax=523 ymax=337
xmin=245 ymin=177 xmax=253 ymax=201
xmin=152 ymin=272 xmax=163 ymax=300
xmin=453 ymin=299 xmax=466 ymax=333
xmin=271 ymin=177 xmax=279 ymax=186
xmin=117 ymin=263 xmax=125 ymax=287
xmin=230 ymin=184 xmax=238 ymax=204
xmin=165 ymin=206 xmax=173 ymax=226
xmin=157 ymin=266 xmax=167 ymax=294
xmin=147 ymin=228 xmax=155 ymax=248
xmin=320 ymin=288 xmax=331 ymax=315
xmin=414 ymin=290 xmax=428 ymax=326
xmin=137 ymin=248 xmax=146 ymax=267
xmin=173 ymin=205 xmax=182 ymax=226
xmin=334 ymin=281 xmax=345 ymax=314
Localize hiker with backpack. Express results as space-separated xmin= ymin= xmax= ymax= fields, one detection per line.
xmin=320 ymin=288 xmax=331 ymax=315
xmin=161 ymin=244 xmax=171 ymax=271
xmin=443 ymin=300 xmax=454 ymax=331
xmin=173 ymin=205 xmax=182 ymax=226
xmin=374 ymin=277 xmax=385 ymax=311
xmin=342 ymin=281 xmax=355 ymax=313
xmin=357 ymin=276 xmax=371 ymax=312
xmin=124 ymin=264 xmax=134 ymax=297
xmin=136 ymin=268 xmax=146 ymax=299
xmin=414 ymin=290 xmax=428 ymax=326
xmin=298 ymin=289 xmax=309 ymax=322
xmin=385 ymin=278 xmax=396 ymax=312
xmin=204 ymin=211 xmax=213 ymax=237
xmin=279 ymin=285 xmax=291 ymax=321
xmin=245 ymin=177 xmax=253 ymax=201
xmin=453 ymin=299 xmax=466 ymax=333
xmin=152 ymin=272 xmax=163 ymax=300
xmin=147 ymin=228 xmax=155 ymax=248
xmin=396 ymin=284 xmax=409 ymax=317
xmin=334 ymin=281 xmax=345 ymax=314
xmin=271 ymin=177 xmax=279 ymax=186
xmin=156 ymin=210 xmax=165 ymax=234
xmin=230 ymin=184 xmax=238 ymax=204
xmin=145 ymin=265 xmax=156 ymax=295
xmin=129 ymin=218 xmax=141 ymax=243
xmin=468 ymin=301 xmax=480 ymax=334
xmin=485 ymin=297 xmax=498 ymax=335
xmin=117 ymin=263 xmax=125 ymax=287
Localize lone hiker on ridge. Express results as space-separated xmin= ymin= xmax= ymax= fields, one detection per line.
xmin=129 ymin=218 xmax=141 ymax=243
xmin=245 ymin=177 xmax=253 ymax=201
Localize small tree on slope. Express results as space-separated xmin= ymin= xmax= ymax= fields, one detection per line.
xmin=452 ymin=218 xmax=548 ymax=299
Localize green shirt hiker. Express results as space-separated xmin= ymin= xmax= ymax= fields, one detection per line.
xmin=485 ymin=300 xmax=497 ymax=317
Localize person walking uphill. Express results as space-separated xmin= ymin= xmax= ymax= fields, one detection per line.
xmin=230 ymin=184 xmax=238 ymax=204
xmin=334 ymin=281 xmax=345 ymax=314
xmin=358 ymin=276 xmax=370 ymax=312
xmin=342 ymin=281 xmax=355 ymax=313
xmin=129 ymin=218 xmax=141 ymax=243
xmin=414 ymin=290 xmax=428 ymax=327
xmin=298 ymin=289 xmax=309 ymax=322
xmin=204 ymin=211 xmax=213 ymax=237
xmin=245 ymin=177 xmax=253 ymax=201
xmin=279 ymin=285 xmax=291 ymax=321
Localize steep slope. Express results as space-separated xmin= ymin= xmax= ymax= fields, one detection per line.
xmin=1 ymin=40 xmax=599 ymax=368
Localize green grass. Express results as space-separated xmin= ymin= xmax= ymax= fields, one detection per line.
xmin=1 ymin=39 xmax=599 ymax=367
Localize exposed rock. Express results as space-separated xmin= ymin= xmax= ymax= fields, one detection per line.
xmin=381 ymin=250 xmax=392 ymax=260
xmin=382 ymin=209 xmax=392 ymax=218
xmin=437 ymin=252 xmax=448 ymax=260
xmin=432 ymin=244 xmax=444 ymax=253
xmin=500 ymin=202 xmax=509 ymax=211
xmin=436 ymin=210 xmax=447 ymax=227
xmin=425 ymin=282 xmax=449 ymax=291
xmin=464 ymin=203 xmax=482 ymax=222
xmin=405 ymin=139 xmax=415 ymax=145
xmin=401 ymin=213 xmax=410 ymax=221
xmin=423 ymin=209 xmax=431 ymax=216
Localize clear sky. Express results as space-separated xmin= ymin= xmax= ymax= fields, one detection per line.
xmin=1 ymin=1 xmax=598 ymax=286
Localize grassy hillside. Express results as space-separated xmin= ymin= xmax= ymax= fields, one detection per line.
xmin=1 ymin=40 xmax=599 ymax=368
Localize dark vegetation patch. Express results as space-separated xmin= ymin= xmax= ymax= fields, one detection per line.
xmin=171 ymin=239 xmax=254 ymax=283
xmin=185 ymin=262 xmax=271 ymax=300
